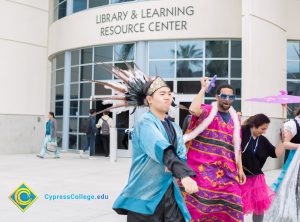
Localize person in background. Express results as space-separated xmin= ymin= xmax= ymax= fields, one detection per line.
xmin=96 ymin=111 xmax=113 ymax=157
xmin=240 ymin=114 xmax=285 ymax=222
xmin=80 ymin=109 xmax=97 ymax=158
xmin=37 ymin=112 xmax=59 ymax=159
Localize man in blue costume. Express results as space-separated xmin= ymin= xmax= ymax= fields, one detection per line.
xmin=107 ymin=76 xmax=198 ymax=222
xmin=92 ymin=62 xmax=198 ymax=221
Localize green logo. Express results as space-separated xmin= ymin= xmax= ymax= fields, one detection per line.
xmin=9 ymin=183 xmax=38 ymax=212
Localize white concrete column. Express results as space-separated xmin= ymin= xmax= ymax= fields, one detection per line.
xmin=242 ymin=0 xmax=287 ymax=118
xmin=62 ymin=51 xmax=71 ymax=150
xmin=242 ymin=0 xmax=288 ymax=170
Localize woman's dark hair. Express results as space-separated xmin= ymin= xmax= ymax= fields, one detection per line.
xmin=243 ymin=113 xmax=270 ymax=128
xmin=49 ymin=112 xmax=55 ymax=118
xmin=294 ymin=107 xmax=300 ymax=116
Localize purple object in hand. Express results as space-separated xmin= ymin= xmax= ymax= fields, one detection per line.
xmin=206 ymin=75 xmax=217 ymax=93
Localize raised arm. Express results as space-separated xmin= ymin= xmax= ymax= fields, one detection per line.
xmin=189 ymin=77 xmax=208 ymax=117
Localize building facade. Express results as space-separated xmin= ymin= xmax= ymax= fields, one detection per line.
xmin=1 ymin=0 xmax=300 ymax=170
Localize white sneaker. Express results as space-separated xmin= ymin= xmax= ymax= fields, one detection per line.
xmin=79 ymin=150 xmax=83 ymax=158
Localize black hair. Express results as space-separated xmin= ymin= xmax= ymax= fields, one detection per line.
xmin=49 ymin=112 xmax=55 ymax=118
xmin=89 ymin=109 xmax=96 ymax=115
xmin=216 ymin=84 xmax=235 ymax=95
xmin=243 ymin=113 xmax=270 ymax=128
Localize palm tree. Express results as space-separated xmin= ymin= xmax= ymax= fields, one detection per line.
xmin=172 ymin=44 xmax=202 ymax=78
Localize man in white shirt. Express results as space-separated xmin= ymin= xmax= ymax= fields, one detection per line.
xmin=96 ymin=111 xmax=114 ymax=157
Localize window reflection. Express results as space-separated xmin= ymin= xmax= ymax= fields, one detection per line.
xmin=287 ymin=42 xmax=300 ymax=60
xmin=89 ymin=0 xmax=109 ymax=8
xmin=94 ymin=46 xmax=113 ymax=62
xmin=205 ymin=60 xmax=228 ymax=78
xmin=177 ymin=60 xmax=202 ymax=78
xmin=73 ymin=0 xmax=87 ymax=13
xmin=114 ymin=44 xmax=135 ymax=61
xmin=177 ymin=41 xmax=203 ymax=58
xmin=206 ymin=40 xmax=229 ymax=58
xmin=149 ymin=61 xmax=174 ymax=78
xmin=149 ymin=41 xmax=175 ymax=59
xmin=287 ymin=61 xmax=300 ymax=79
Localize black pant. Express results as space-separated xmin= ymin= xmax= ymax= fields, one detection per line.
xmin=127 ymin=185 xmax=185 ymax=222
xmin=101 ymin=134 xmax=110 ymax=157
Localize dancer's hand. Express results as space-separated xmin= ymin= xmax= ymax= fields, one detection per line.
xmin=238 ymin=169 xmax=246 ymax=185
xmin=165 ymin=167 xmax=170 ymax=172
xmin=200 ymin=77 xmax=209 ymax=91
xmin=181 ymin=177 xmax=198 ymax=194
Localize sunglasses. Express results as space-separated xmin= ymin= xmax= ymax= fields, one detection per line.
xmin=218 ymin=93 xmax=236 ymax=101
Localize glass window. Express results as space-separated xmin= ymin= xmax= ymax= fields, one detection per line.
xmin=231 ymin=80 xmax=242 ymax=98
xmin=206 ymin=40 xmax=229 ymax=58
xmin=232 ymin=100 xmax=241 ymax=112
xmin=177 ymin=81 xmax=201 ymax=94
xmin=56 ymin=85 xmax=64 ymax=100
xmin=80 ymin=100 xmax=91 ymax=115
xmin=71 ymin=50 xmax=80 ymax=66
xmin=70 ymin=100 xmax=79 ymax=116
xmin=56 ymin=53 xmax=65 ymax=69
xmin=287 ymin=42 xmax=300 ymax=60
xmin=69 ymin=118 xmax=78 ymax=133
xmin=94 ymin=64 xmax=112 ymax=80
xmin=80 ymin=83 xmax=92 ymax=98
xmin=287 ymin=61 xmax=300 ymax=79
xmin=111 ymin=0 xmax=134 ymax=3
xmin=79 ymin=134 xmax=87 ymax=149
xmin=89 ymin=0 xmax=109 ymax=8
xmin=80 ymin=65 xmax=92 ymax=80
xmin=56 ymin=118 xmax=63 ymax=131
xmin=94 ymin=46 xmax=113 ymax=62
xmin=114 ymin=44 xmax=135 ymax=61
xmin=55 ymin=102 xmax=64 ymax=116
xmin=95 ymin=84 xmax=112 ymax=95
xmin=71 ymin=67 xmax=79 ymax=82
xmin=176 ymin=60 xmax=202 ymax=78
xmin=149 ymin=41 xmax=175 ymax=59
xmin=177 ymin=40 xmax=203 ymax=58
xmin=70 ymin=84 xmax=79 ymax=99
xmin=231 ymin=40 xmax=241 ymax=58
xmin=56 ymin=69 xmax=64 ymax=85
xmin=58 ymin=2 xmax=67 ymax=19
xmin=69 ymin=134 xmax=78 ymax=149
xmin=165 ymin=81 xmax=174 ymax=92
xmin=149 ymin=61 xmax=174 ymax=78
xmin=81 ymin=48 xmax=93 ymax=64
xmin=73 ymin=0 xmax=87 ymax=13
xmin=205 ymin=60 xmax=228 ymax=78
xmin=231 ymin=60 xmax=241 ymax=78
xmin=116 ymin=111 xmax=129 ymax=150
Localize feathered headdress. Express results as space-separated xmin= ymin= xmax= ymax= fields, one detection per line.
xmin=88 ymin=61 xmax=170 ymax=114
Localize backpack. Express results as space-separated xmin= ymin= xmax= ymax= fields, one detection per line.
xmin=80 ymin=117 xmax=90 ymax=133
xmin=101 ymin=118 xmax=110 ymax=135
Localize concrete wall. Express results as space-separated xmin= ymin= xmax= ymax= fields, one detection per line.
xmin=0 ymin=0 xmax=49 ymax=153
xmin=0 ymin=114 xmax=45 ymax=154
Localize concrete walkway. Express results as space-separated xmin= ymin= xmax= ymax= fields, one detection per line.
xmin=0 ymin=153 xmax=280 ymax=222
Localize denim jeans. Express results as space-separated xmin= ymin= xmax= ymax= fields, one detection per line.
xmin=84 ymin=134 xmax=95 ymax=156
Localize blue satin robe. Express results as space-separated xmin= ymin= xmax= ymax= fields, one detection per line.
xmin=113 ymin=111 xmax=191 ymax=222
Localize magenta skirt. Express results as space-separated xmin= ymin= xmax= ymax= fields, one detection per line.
xmin=241 ymin=174 xmax=275 ymax=215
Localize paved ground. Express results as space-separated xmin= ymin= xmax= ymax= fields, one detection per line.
xmin=0 ymin=152 xmax=280 ymax=222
